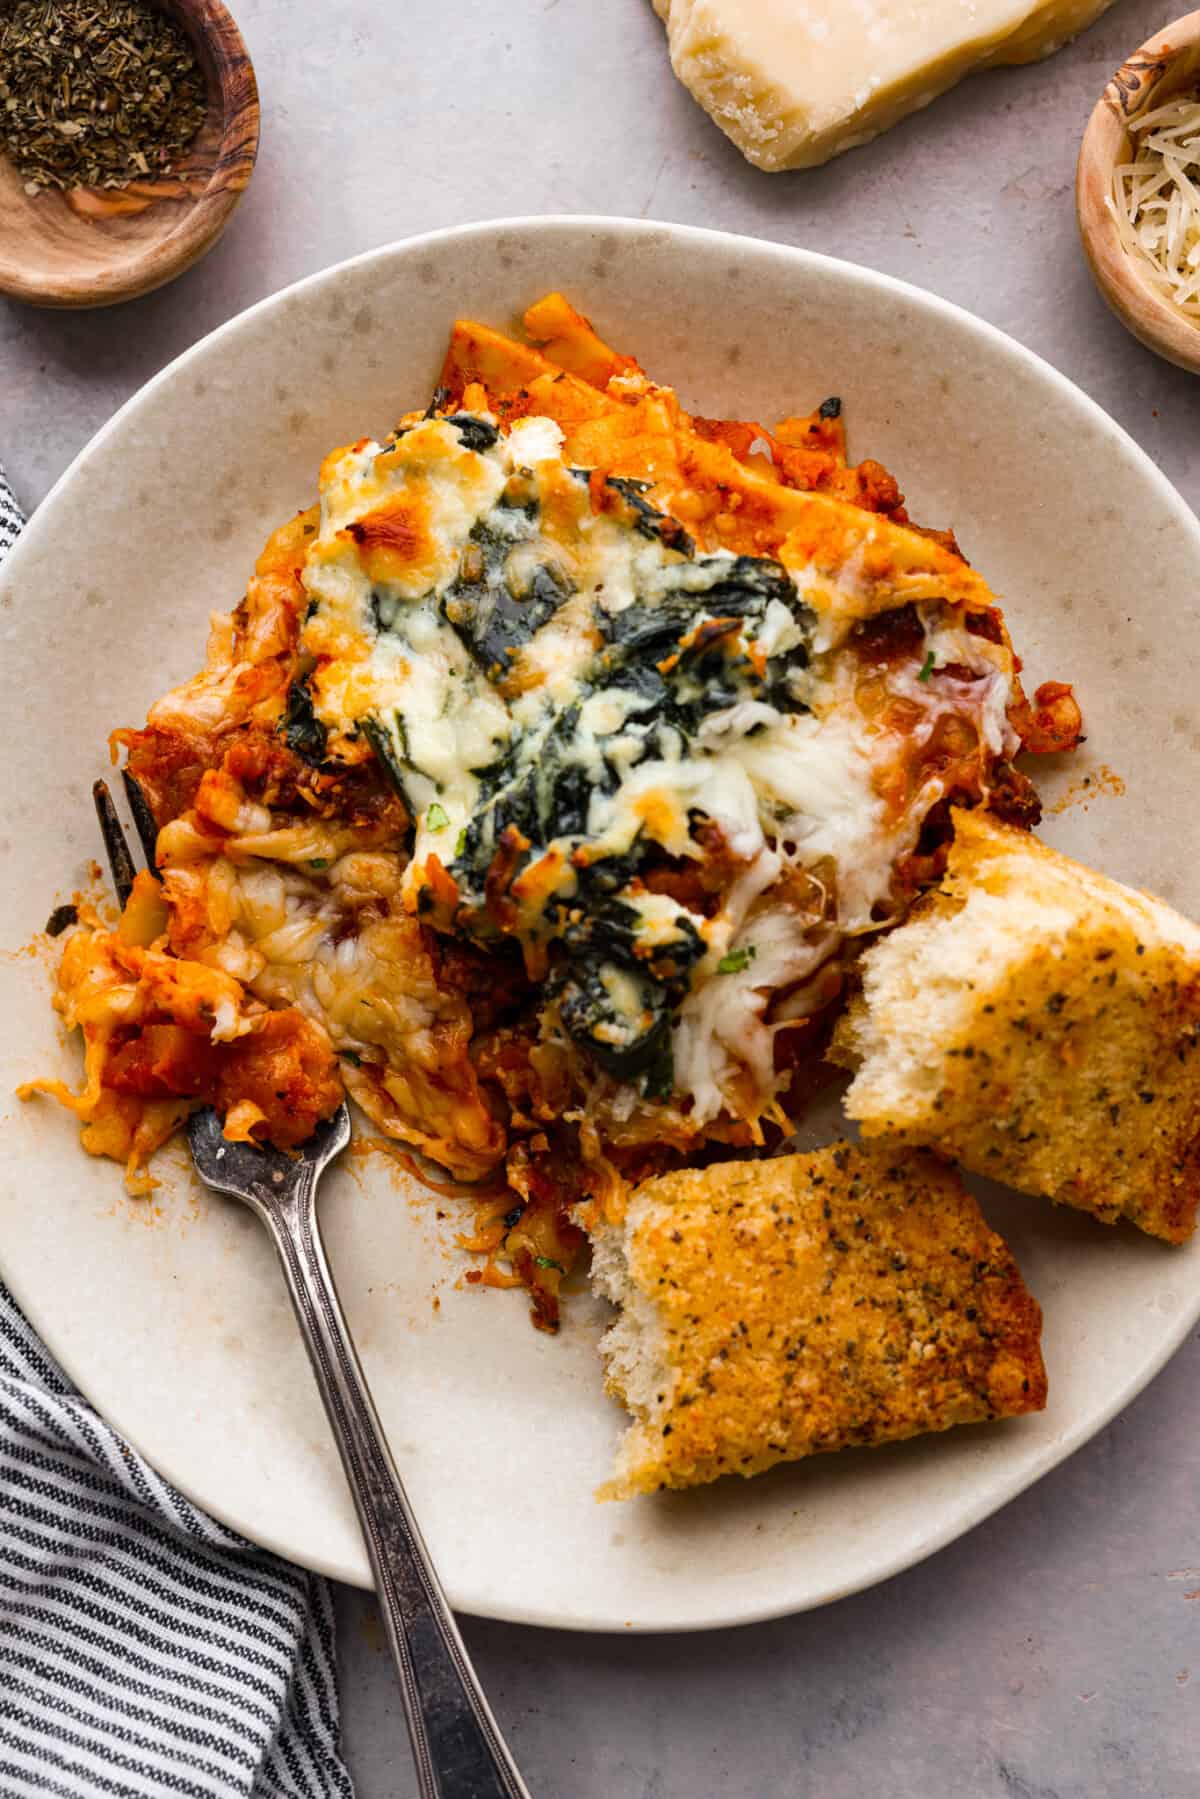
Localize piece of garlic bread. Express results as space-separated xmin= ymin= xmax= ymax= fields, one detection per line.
xmin=591 ymin=1143 xmax=1046 ymax=1499
xmin=832 ymin=810 xmax=1200 ymax=1242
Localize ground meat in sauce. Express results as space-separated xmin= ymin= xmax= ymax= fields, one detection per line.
xmin=849 ymin=602 xmax=925 ymax=664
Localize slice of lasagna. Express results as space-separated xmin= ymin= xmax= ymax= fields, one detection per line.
xmin=27 ymin=294 xmax=1080 ymax=1327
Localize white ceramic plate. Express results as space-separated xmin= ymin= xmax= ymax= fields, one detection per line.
xmin=2 ymin=219 xmax=1198 ymax=1634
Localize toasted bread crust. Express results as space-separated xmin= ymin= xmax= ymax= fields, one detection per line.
xmin=834 ymin=811 xmax=1200 ymax=1243
xmin=599 ymin=1143 xmax=1046 ymax=1498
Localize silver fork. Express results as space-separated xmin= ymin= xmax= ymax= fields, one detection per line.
xmin=94 ymin=779 xmax=531 ymax=1799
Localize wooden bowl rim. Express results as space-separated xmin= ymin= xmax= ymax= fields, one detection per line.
xmin=0 ymin=0 xmax=259 ymax=308
xmin=1076 ymin=8 xmax=1200 ymax=375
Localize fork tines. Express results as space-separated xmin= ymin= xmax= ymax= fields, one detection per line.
xmin=93 ymin=772 xmax=162 ymax=911
xmin=93 ymin=780 xmax=137 ymax=909
xmin=121 ymin=769 xmax=160 ymax=869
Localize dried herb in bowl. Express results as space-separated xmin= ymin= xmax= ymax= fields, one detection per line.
xmin=0 ymin=0 xmax=208 ymax=196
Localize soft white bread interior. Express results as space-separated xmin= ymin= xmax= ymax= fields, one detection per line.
xmin=832 ymin=810 xmax=1200 ymax=1243
xmin=591 ymin=1142 xmax=1046 ymax=1499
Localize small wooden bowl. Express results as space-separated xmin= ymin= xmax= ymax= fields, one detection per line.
xmin=1077 ymin=11 xmax=1200 ymax=374
xmin=0 ymin=0 xmax=258 ymax=309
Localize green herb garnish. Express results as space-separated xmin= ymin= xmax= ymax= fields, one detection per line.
xmin=0 ymin=0 xmax=208 ymax=196
xmin=917 ymin=650 xmax=936 ymax=683
xmin=535 ymin=1255 xmax=566 ymax=1273
xmin=308 ymin=858 xmax=329 ymax=870
xmin=717 ymin=945 xmax=756 ymax=976
xmin=426 ymin=802 xmax=450 ymax=831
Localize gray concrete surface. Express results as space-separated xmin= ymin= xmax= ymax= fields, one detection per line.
xmin=4 ymin=0 xmax=1199 ymax=1792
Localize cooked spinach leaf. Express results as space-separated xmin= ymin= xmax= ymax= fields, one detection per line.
xmin=280 ymin=677 xmax=328 ymax=765
xmin=361 ymin=713 xmax=414 ymax=804
xmin=441 ymin=501 xmax=575 ymax=676
xmin=558 ymin=954 xmax=673 ymax=1083
xmin=455 ymin=702 xmax=605 ymax=883
xmin=603 ymin=476 xmax=695 ymax=555
xmin=448 ymin=413 xmax=499 ymax=453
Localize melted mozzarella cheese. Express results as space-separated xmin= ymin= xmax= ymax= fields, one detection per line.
xmin=505 ymin=415 xmax=566 ymax=465
xmin=298 ymin=411 xmax=1023 ymax=1128
xmin=674 ymin=905 xmax=835 ymax=1126
xmin=589 ymin=752 xmax=766 ymax=864
xmin=727 ymin=711 xmax=892 ymax=930
xmin=508 ymin=589 xmax=606 ymax=718
xmin=890 ymin=614 xmax=1021 ymax=759
xmin=303 ymin=421 xmax=515 ymax=831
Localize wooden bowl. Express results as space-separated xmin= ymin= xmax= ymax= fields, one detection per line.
xmin=1077 ymin=11 xmax=1200 ymax=374
xmin=0 ymin=0 xmax=258 ymax=309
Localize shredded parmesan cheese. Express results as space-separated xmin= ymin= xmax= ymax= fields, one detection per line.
xmin=1108 ymin=90 xmax=1200 ymax=321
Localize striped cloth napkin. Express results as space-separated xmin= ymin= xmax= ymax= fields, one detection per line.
xmin=0 ymin=462 xmax=354 ymax=1799
xmin=0 ymin=464 xmax=22 ymax=563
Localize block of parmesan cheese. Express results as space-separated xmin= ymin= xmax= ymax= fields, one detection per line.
xmin=653 ymin=0 xmax=1118 ymax=171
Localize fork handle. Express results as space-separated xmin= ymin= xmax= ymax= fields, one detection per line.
xmin=263 ymin=1170 xmax=530 ymax=1799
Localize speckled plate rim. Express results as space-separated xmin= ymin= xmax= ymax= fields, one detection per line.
xmin=2 ymin=216 xmax=1199 ymax=1633
xmin=13 ymin=214 xmax=1199 ymax=584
